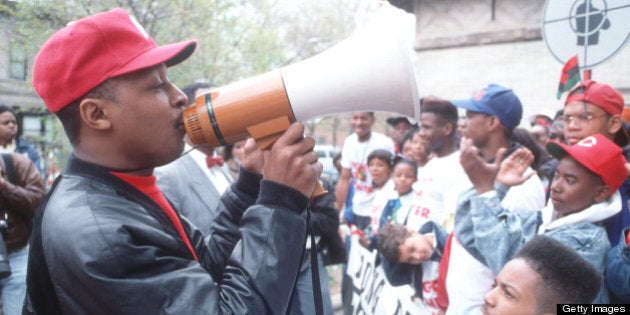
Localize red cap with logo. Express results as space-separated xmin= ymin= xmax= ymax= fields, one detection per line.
xmin=565 ymin=80 xmax=624 ymax=116
xmin=32 ymin=8 xmax=197 ymax=113
xmin=546 ymin=134 xmax=628 ymax=196
xmin=565 ymin=80 xmax=628 ymax=146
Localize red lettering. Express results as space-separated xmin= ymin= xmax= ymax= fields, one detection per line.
xmin=422 ymin=279 xmax=438 ymax=293
xmin=421 ymin=207 xmax=430 ymax=218
xmin=413 ymin=207 xmax=421 ymax=216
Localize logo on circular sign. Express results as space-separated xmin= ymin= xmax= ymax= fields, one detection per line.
xmin=542 ymin=0 xmax=630 ymax=69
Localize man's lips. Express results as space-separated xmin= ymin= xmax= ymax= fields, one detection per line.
xmin=550 ymin=195 xmax=562 ymax=206
xmin=176 ymin=113 xmax=185 ymax=130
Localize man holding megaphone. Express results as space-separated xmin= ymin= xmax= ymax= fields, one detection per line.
xmin=25 ymin=8 xmax=322 ymax=315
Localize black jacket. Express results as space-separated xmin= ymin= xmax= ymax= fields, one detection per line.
xmin=25 ymin=155 xmax=309 ymax=314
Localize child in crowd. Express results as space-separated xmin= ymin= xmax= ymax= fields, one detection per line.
xmin=400 ymin=129 xmax=416 ymax=160
xmin=398 ymin=127 xmax=430 ymax=173
xmin=364 ymin=156 xmax=418 ymax=250
xmin=377 ymin=222 xmax=447 ymax=314
xmin=357 ymin=149 xmax=394 ymax=249
xmin=379 ymin=156 xmax=418 ymax=227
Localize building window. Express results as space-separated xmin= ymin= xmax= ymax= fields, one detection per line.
xmin=10 ymin=47 xmax=27 ymax=80
xmin=22 ymin=115 xmax=42 ymax=138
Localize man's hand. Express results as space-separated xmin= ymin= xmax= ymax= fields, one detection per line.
xmin=459 ymin=138 xmax=502 ymax=195
xmin=240 ymin=138 xmax=265 ymax=174
xmin=496 ymin=147 xmax=535 ymax=187
xmin=261 ymin=122 xmax=322 ymax=197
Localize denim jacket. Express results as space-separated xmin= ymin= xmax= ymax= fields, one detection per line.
xmin=606 ymin=227 xmax=630 ymax=302
xmin=454 ymin=185 xmax=620 ymax=304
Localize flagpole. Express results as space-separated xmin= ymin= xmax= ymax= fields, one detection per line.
xmin=581 ymin=69 xmax=591 ymax=112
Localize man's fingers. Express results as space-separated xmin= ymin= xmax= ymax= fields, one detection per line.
xmin=275 ymin=122 xmax=306 ymax=147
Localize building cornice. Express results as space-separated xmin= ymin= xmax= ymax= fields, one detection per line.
xmin=414 ymin=27 xmax=542 ymax=51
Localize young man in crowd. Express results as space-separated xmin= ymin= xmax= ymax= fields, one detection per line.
xmin=456 ymin=133 xmax=627 ymax=303
xmin=482 ymin=235 xmax=602 ymax=315
xmin=406 ymin=96 xmax=466 ymax=231
xmin=559 ymin=80 xmax=628 ymax=245
xmin=436 ymin=84 xmax=545 ymax=314
xmin=336 ymin=112 xmax=395 ymax=229
xmin=336 ymin=116 xmax=394 ymax=313
xmin=555 ymin=80 xmax=630 ymax=302
xmin=25 ymin=8 xmax=321 ymax=314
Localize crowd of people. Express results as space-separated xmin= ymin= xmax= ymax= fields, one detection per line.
xmin=335 ymin=80 xmax=630 ymax=314
xmin=0 ymin=6 xmax=625 ymax=315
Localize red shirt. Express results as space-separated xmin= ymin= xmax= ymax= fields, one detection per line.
xmin=112 ymin=172 xmax=199 ymax=262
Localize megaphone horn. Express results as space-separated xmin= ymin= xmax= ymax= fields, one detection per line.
xmin=183 ymin=1 xmax=419 ymax=150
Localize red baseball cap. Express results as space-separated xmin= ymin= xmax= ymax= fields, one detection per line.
xmin=546 ymin=134 xmax=628 ymax=195
xmin=565 ymin=80 xmax=624 ymax=115
xmin=565 ymin=80 xmax=628 ymax=146
xmin=33 ymin=8 xmax=197 ymax=113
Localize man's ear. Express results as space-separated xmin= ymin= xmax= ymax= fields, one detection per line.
xmin=443 ymin=121 xmax=454 ymax=137
xmin=593 ymin=184 xmax=611 ymax=204
xmin=487 ymin=116 xmax=502 ymax=131
xmin=79 ymin=98 xmax=112 ymax=130
xmin=607 ymin=115 xmax=623 ymax=136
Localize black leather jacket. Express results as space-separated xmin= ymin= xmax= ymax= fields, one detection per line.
xmin=25 ymin=155 xmax=309 ymax=314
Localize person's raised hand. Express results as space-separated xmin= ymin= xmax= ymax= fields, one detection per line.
xmin=459 ymin=137 xmax=503 ymax=195
xmin=496 ymin=147 xmax=535 ymax=187
xmin=261 ymin=122 xmax=322 ymax=197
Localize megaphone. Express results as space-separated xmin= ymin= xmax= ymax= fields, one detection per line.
xmin=183 ymin=2 xmax=419 ymax=151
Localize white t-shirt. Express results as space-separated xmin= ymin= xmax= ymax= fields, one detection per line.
xmin=367 ymin=179 xmax=395 ymax=236
xmin=407 ymin=151 xmax=470 ymax=232
xmin=340 ymin=132 xmax=395 ymax=217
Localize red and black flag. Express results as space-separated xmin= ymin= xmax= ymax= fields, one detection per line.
xmin=557 ymin=55 xmax=581 ymax=99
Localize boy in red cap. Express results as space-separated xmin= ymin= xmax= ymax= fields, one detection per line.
xmin=559 ymin=80 xmax=630 ymax=245
xmin=455 ymin=133 xmax=627 ymax=304
xmin=562 ymin=80 xmax=627 ymax=147
xmin=556 ymin=80 xmax=630 ymax=302
xmin=25 ymin=8 xmax=321 ymax=314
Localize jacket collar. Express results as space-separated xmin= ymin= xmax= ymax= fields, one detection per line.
xmin=60 ymin=154 xmax=195 ymax=259
xmin=541 ymin=190 xmax=622 ymax=231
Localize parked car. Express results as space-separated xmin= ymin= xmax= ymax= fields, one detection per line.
xmin=314 ymin=145 xmax=341 ymax=187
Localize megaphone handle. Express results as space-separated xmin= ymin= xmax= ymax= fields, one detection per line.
xmin=311 ymin=181 xmax=327 ymax=199
xmin=246 ymin=116 xmax=326 ymax=199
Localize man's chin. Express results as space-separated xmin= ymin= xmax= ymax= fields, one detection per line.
xmin=566 ymin=138 xmax=579 ymax=145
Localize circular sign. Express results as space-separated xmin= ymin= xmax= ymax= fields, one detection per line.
xmin=542 ymin=0 xmax=630 ymax=69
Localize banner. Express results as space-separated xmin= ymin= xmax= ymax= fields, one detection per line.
xmin=345 ymin=237 xmax=430 ymax=314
